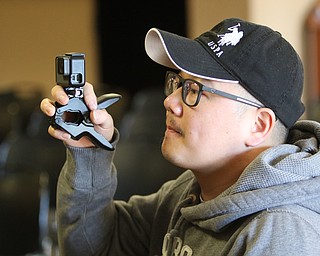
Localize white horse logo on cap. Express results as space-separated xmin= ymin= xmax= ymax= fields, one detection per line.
xmin=218 ymin=23 xmax=243 ymax=46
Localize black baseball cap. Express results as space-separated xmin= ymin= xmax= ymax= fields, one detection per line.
xmin=145 ymin=18 xmax=305 ymax=128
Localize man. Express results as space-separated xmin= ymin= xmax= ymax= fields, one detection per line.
xmin=41 ymin=18 xmax=320 ymax=255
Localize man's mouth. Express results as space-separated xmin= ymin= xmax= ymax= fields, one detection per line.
xmin=166 ymin=120 xmax=183 ymax=135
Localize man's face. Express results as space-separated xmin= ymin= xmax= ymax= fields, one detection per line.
xmin=161 ymin=72 xmax=252 ymax=173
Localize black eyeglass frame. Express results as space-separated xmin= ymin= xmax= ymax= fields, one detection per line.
xmin=165 ymin=71 xmax=264 ymax=108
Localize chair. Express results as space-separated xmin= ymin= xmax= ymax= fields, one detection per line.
xmin=0 ymin=171 xmax=49 ymax=255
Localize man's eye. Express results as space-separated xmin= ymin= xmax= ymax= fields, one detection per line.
xmin=189 ymin=83 xmax=199 ymax=94
xmin=190 ymin=88 xmax=198 ymax=94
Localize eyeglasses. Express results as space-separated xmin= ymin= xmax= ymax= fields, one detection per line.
xmin=164 ymin=71 xmax=264 ymax=108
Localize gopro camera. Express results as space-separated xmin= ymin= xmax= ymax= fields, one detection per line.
xmin=55 ymin=52 xmax=85 ymax=87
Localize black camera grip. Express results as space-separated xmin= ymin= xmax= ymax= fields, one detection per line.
xmin=50 ymin=93 xmax=121 ymax=150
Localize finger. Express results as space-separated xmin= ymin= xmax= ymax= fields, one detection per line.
xmin=51 ymin=85 xmax=69 ymax=105
xmin=83 ymin=82 xmax=97 ymax=110
xmin=91 ymin=109 xmax=114 ymax=141
xmin=48 ymin=126 xmax=71 ymax=141
xmin=40 ymin=98 xmax=56 ymax=117
xmin=48 ymin=126 xmax=96 ymax=148
xmin=91 ymin=109 xmax=112 ymax=125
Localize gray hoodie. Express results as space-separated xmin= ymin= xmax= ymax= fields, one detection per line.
xmin=57 ymin=120 xmax=320 ymax=256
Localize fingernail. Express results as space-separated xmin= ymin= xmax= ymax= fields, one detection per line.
xmin=92 ymin=110 xmax=97 ymax=120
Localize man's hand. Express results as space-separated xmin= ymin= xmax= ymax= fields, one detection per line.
xmin=40 ymin=82 xmax=115 ymax=148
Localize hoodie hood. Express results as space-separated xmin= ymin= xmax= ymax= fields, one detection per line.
xmin=181 ymin=120 xmax=320 ymax=232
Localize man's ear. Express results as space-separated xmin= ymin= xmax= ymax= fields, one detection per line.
xmin=245 ymin=108 xmax=276 ymax=147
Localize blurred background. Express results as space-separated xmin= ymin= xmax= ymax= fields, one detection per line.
xmin=0 ymin=0 xmax=318 ymax=255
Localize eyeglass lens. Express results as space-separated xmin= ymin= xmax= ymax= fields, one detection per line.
xmin=165 ymin=72 xmax=200 ymax=106
xmin=165 ymin=72 xmax=179 ymax=96
xmin=183 ymin=81 xmax=200 ymax=106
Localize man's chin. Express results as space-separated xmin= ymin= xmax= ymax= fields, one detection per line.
xmin=161 ymin=143 xmax=185 ymax=169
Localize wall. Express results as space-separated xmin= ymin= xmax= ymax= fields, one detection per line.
xmin=186 ymin=0 xmax=248 ymax=38
xmin=0 ymin=0 xmax=318 ymax=102
xmin=0 ymin=0 xmax=99 ymax=96
xmin=248 ymin=0 xmax=315 ymax=58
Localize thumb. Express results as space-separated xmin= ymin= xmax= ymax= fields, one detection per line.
xmin=91 ymin=109 xmax=114 ymax=141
